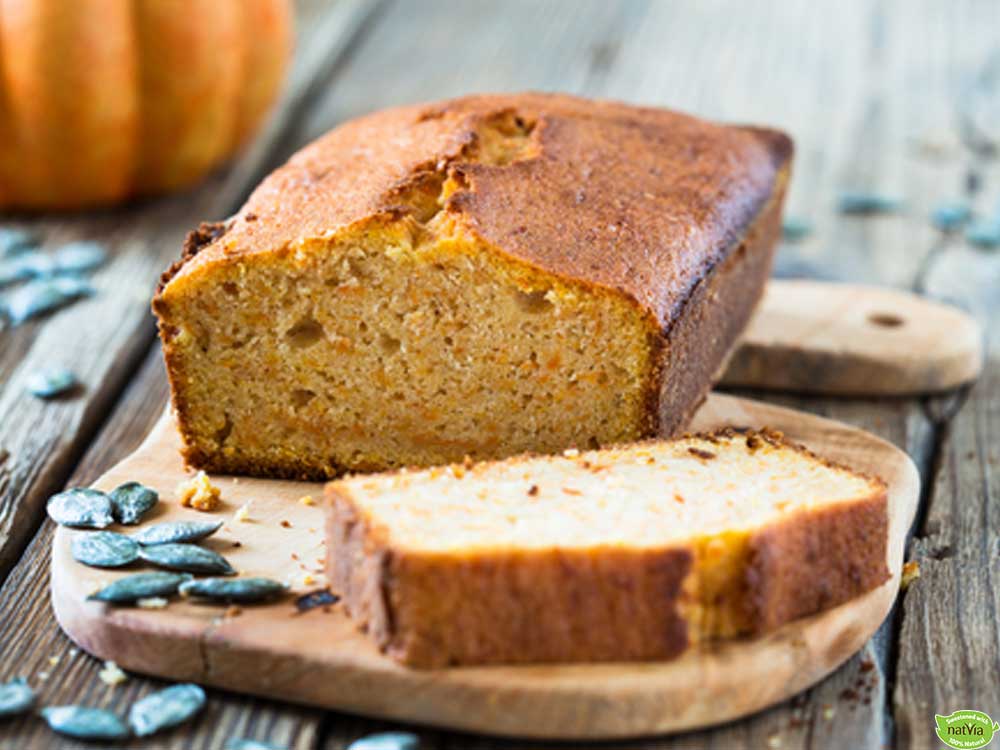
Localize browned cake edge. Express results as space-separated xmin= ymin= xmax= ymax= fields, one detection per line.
xmin=648 ymin=166 xmax=788 ymax=437
xmin=325 ymin=429 xmax=889 ymax=669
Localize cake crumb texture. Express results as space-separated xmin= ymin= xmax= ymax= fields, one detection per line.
xmin=155 ymin=93 xmax=792 ymax=478
xmin=327 ymin=429 xmax=888 ymax=668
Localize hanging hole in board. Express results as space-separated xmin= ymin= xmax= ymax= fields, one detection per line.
xmin=867 ymin=312 xmax=904 ymax=328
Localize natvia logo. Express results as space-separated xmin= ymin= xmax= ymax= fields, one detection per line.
xmin=936 ymin=709 xmax=1000 ymax=749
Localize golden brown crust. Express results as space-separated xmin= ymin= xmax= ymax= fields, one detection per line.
xmin=155 ymin=220 xmax=230 ymax=296
xmin=325 ymin=429 xmax=888 ymax=668
xmin=327 ymin=489 xmax=692 ymax=668
xmin=649 ymin=172 xmax=786 ymax=436
xmin=158 ymin=93 xmax=791 ymax=330
xmin=743 ymin=492 xmax=889 ymax=632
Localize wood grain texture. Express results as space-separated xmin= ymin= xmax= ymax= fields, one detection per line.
xmin=50 ymin=394 xmax=918 ymax=740
xmin=893 ymin=367 xmax=999 ymax=750
xmin=723 ymin=281 xmax=983 ymax=395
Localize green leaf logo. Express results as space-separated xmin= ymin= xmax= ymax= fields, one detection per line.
xmin=935 ymin=709 xmax=999 ymax=749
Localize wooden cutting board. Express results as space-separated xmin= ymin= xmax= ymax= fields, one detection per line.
xmin=723 ymin=280 xmax=982 ymax=394
xmin=51 ymin=392 xmax=919 ymax=740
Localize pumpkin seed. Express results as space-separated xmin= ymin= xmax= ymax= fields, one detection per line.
xmin=965 ymin=219 xmax=1000 ymax=249
xmin=25 ymin=367 xmax=78 ymax=399
xmin=53 ymin=241 xmax=107 ymax=274
xmin=133 ymin=520 xmax=224 ymax=546
xmin=3 ymin=274 xmax=93 ymax=325
xmin=128 ymin=683 xmax=205 ymax=737
xmin=89 ymin=572 xmax=192 ymax=604
xmin=295 ymin=588 xmax=339 ymax=613
xmin=50 ymin=273 xmax=96 ymax=298
xmin=0 ymin=228 xmax=36 ymax=258
xmin=347 ymin=732 xmax=420 ymax=750
xmin=837 ymin=191 xmax=904 ymax=215
xmin=138 ymin=543 xmax=236 ymax=575
xmin=227 ymin=739 xmax=287 ymax=750
xmin=179 ymin=577 xmax=288 ymax=603
xmin=931 ymin=201 xmax=972 ymax=232
xmin=47 ymin=488 xmax=114 ymax=529
xmin=0 ymin=252 xmax=49 ymax=287
xmin=18 ymin=251 xmax=56 ymax=277
xmin=780 ymin=216 xmax=813 ymax=241
xmin=109 ymin=481 xmax=159 ymax=525
xmin=3 ymin=279 xmax=65 ymax=323
xmin=72 ymin=531 xmax=140 ymax=568
xmin=0 ymin=677 xmax=34 ymax=717
xmin=40 ymin=705 xmax=129 ymax=740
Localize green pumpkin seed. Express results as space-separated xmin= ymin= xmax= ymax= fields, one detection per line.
xmin=47 ymin=488 xmax=114 ymax=529
xmin=133 ymin=520 xmax=223 ymax=546
xmin=138 ymin=543 xmax=235 ymax=575
xmin=966 ymin=219 xmax=1000 ymax=248
xmin=40 ymin=705 xmax=129 ymax=740
xmin=227 ymin=739 xmax=287 ymax=750
xmin=109 ymin=481 xmax=158 ymax=525
xmin=53 ymin=241 xmax=107 ymax=273
xmin=72 ymin=531 xmax=139 ymax=568
xmin=128 ymin=683 xmax=205 ymax=737
xmin=295 ymin=588 xmax=339 ymax=613
xmin=0 ymin=228 xmax=36 ymax=258
xmin=931 ymin=201 xmax=972 ymax=232
xmin=25 ymin=367 xmax=78 ymax=399
xmin=347 ymin=732 xmax=420 ymax=750
xmin=780 ymin=216 xmax=813 ymax=241
xmin=179 ymin=577 xmax=288 ymax=604
xmin=50 ymin=274 xmax=96 ymax=298
xmin=0 ymin=677 xmax=34 ymax=717
xmin=837 ymin=190 xmax=905 ymax=215
xmin=89 ymin=572 xmax=192 ymax=604
xmin=4 ymin=279 xmax=64 ymax=323
xmin=0 ymin=252 xmax=49 ymax=287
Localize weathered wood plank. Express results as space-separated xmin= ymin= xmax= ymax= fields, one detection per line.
xmin=883 ymin=0 xmax=1000 ymax=746
xmin=0 ymin=347 xmax=326 ymax=749
xmin=0 ymin=0 xmax=382 ymax=583
xmin=892 ymin=364 xmax=999 ymax=750
xmin=890 ymin=6 xmax=1000 ymax=736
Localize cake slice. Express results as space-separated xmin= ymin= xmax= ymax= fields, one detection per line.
xmin=153 ymin=93 xmax=792 ymax=479
xmin=326 ymin=429 xmax=889 ymax=668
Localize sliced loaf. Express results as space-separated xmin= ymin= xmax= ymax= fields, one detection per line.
xmin=326 ymin=429 xmax=888 ymax=668
xmin=153 ymin=93 xmax=791 ymax=479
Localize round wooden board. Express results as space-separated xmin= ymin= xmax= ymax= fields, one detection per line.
xmin=51 ymin=393 xmax=918 ymax=740
xmin=722 ymin=280 xmax=983 ymax=395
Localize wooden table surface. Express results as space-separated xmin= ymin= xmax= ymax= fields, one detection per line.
xmin=1 ymin=1 xmax=997 ymax=748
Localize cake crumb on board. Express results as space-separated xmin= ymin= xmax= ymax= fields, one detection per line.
xmin=177 ymin=471 xmax=221 ymax=512
xmin=901 ymin=560 xmax=921 ymax=590
xmin=98 ymin=660 xmax=127 ymax=686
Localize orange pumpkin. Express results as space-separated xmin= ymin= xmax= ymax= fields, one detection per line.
xmin=0 ymin=0 xmax=292 ymax=210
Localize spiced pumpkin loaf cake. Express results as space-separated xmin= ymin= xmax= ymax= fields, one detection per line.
xmin=153 ymin=93 xmax=792 ymax=479
xmin=327 ymin=429 xmax=889 ymax=668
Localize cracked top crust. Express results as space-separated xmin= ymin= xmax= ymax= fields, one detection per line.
xmin=164 ymin=92 xmax=792 ymax=327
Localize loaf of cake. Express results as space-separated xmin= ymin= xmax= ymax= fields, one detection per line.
xmin=327 ymin=429 xmax=888 ymax=668
xmin=154 ymin=93 xmax=792 ymax=479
